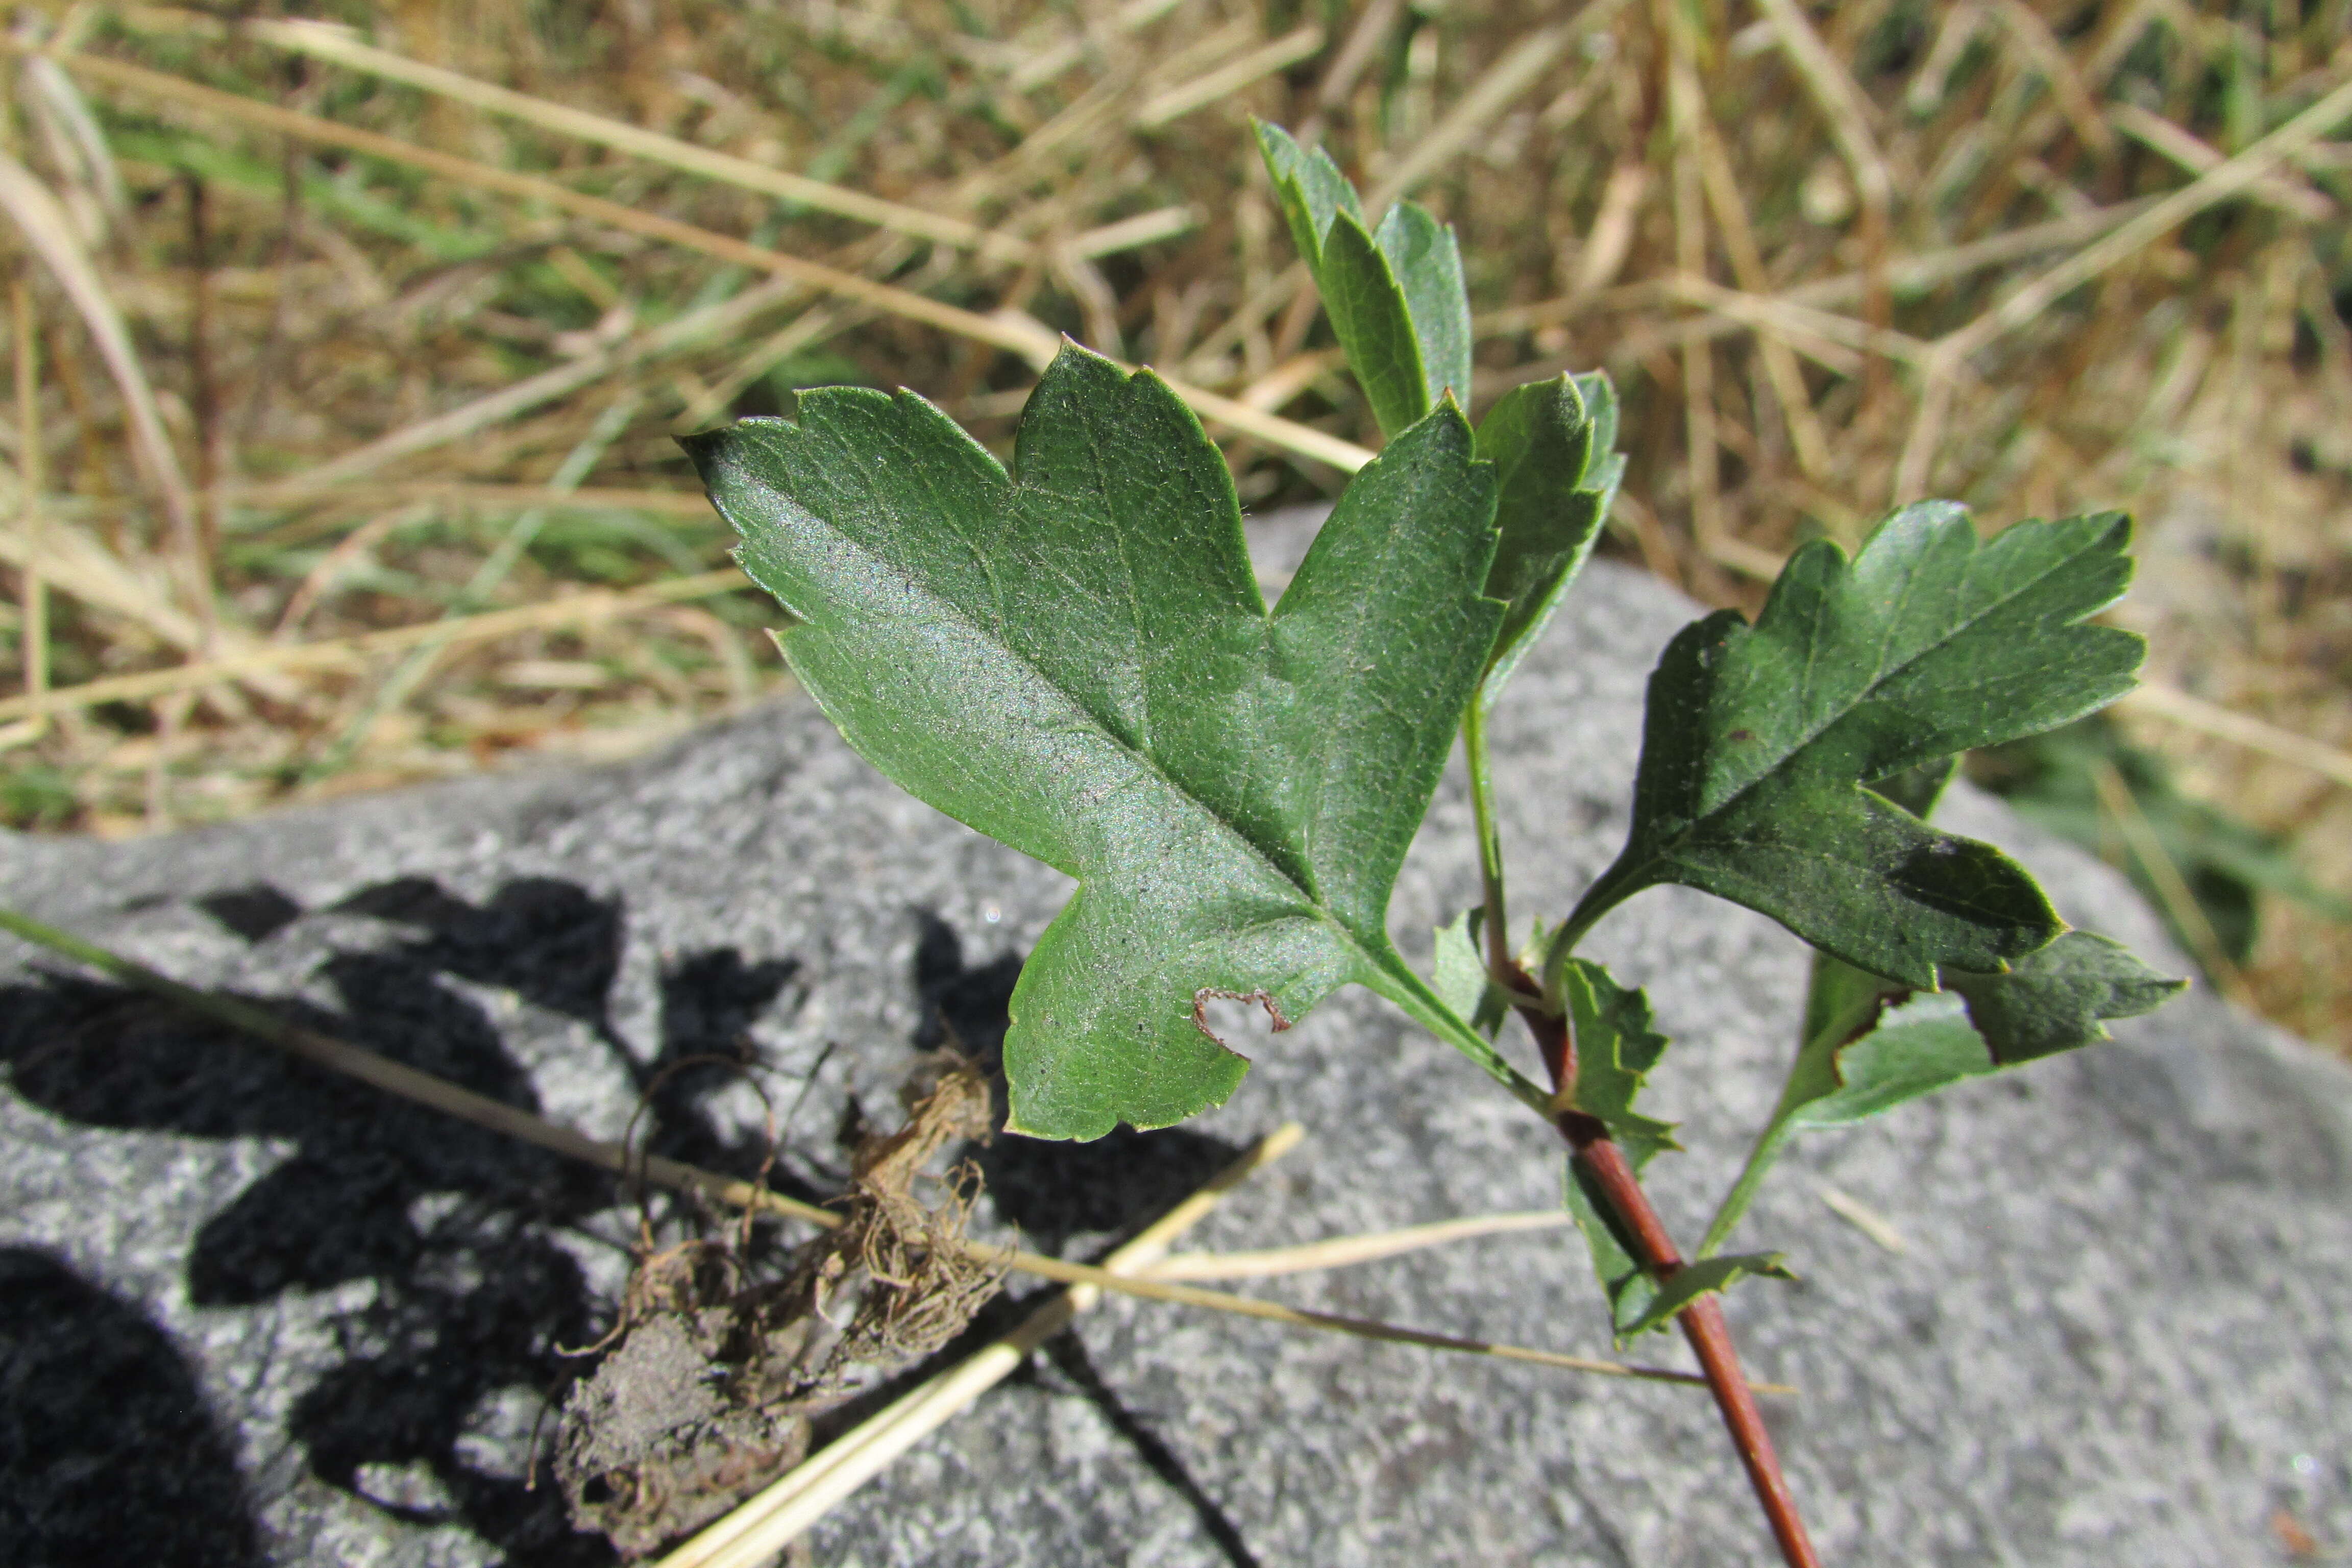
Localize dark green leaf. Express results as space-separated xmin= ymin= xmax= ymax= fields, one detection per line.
xmin=1432 ymin=908 xmax=1510 ymax=1039
xmin=1946 ymin=931 xmax=2187 ymax=1064
xmin=1563 ymin=1157 xmax=1655 ymax=1333
xmin=1559 ymin=958 xmax=1678 ymax=1166
xmin=1561 ymin=503 xmax=2146 ymax=987
xmin=687 ymin=343 xmax=1506 ymax=1140
xmin=1473 ymin=372 xmax=1621 ymax=710
xmin=1565 ymin=1154 xmax=1788 ymax=1343
xmin=1320 ymin=213 xmax=1436 ymax=437
xmin=1698 ymin=931 xmax=2183 ymax=1253
xmin=1615 ymin=1253 xmax=1795 ymax=1341
xmin=1254 ymin=120 xmax=1475 ymax=439
xmin=1371 ymin=202 xmax=1474 ymax=414
xmin=1554 ymin=958 xmax=1688 ymax=1335
xmin=1867 ymin=753 xmax=1959 ymax=819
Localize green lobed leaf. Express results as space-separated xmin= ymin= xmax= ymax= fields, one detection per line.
xmin=1371 ymin=202 xmax=1474 ymax=416
xmin=1432 ymin=908 xmax=1511 ymax=1039
xmin=1698 ymin=930 xmax=2184 ymax=1254
xmin=1614 ymin=1253 xmax=1795 ymax=1342
xmin=1553 ymin=958 xmax=1693 ymax=1337
xmin=1320 ymin=214 xmax=1437 ymax=438
xmin=1254 ymin=120 xmax=1475 ymax=439
xmin=1472 ymin=371 xmax=1622 ymax=712
xmin=1563 ymin=1157 xmax=1655 ymax=1335
xmin=1558 ymin=957 xmax=1679 ymax=1166
xmin=686 ymin=342 xmax=1506 ymax=1140
xmin=1565 ymin=1169 xmax=1788 ymax=1343
xmin=1253 ymin=120 xmax=1361 ymax=272
xmin=1558 ymin=503 xmax=2147 ymax=989
xmin=1945 ymin=930 xmax=2187 ymax=1065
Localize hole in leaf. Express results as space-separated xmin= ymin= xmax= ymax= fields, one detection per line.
xmin=1190 ymin=988 xmax=1291 ymax=1054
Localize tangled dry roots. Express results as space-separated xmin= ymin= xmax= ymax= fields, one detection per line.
xmin=770 ymin=1050 xmax=1004 ymax=1390
xmin=554 ymin=1051 xmax=1003 ymax=1557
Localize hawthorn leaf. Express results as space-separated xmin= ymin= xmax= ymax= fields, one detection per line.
xmin=1563 ymin=1160 xmax=1655 ymax=1335
xmin=685 ymin=342 xmax=1506 ymax=1141
xmin=1432 ymin=908 xmax=1510 ymax=1039
xmin=1370 ymin=201 xmax=1473 ymax=418
xmin=1565 ymin=1173 xmax=1788 ymax=1342
xmin=1473 ymin=371 xmax=1622 ymax=711
xmin=1792 ymin=757 xmax=1966 ymax=1045
xmin=1554 ymin=958 xmax=1688 ymax=1333
xmin=1698 ymin=931 xmax=2184 ymax=1254
xmin=1254 ymin=120 xmax=1361 ymax=273
xmin=1560 ymin=503 xmax=2146 ymax=988
xmin=1320 ymin=214 xmax=1436 ymax=438
xmin=1867 ymin=753 xmax=1960 ymax=819
xmin=1552 ymin=961 xmax=1794 ymax=1338
xmin=1945 ymin=931 xmax=2187 ymax=1064
xmin=1615 ymin=1253 xmax=1795 ymax=1342
xmin=1255 ymin=120 xmax=1474 ymax=438
xmin=1559 ymin=957 xmax=1678 ymax=1166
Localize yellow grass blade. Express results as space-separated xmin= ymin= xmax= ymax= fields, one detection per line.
xmin=10 ymin=37 xmax=1368 ymax=480
xmin=0 ymin=150 xmax=207 ymax=629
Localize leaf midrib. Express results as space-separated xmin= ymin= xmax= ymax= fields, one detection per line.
xmin=1683 ymin=531 xmax=2110 ymax=833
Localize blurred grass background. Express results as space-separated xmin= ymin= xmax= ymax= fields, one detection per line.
xmin=2 ymin=0 xmax=2349 ymax=1048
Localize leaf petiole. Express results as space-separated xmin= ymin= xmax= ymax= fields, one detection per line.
xmin=1700 ymin=1114 xmax=1800 ymax=1260
xmin=1537 ymin=898 xmax=1608 ymax=1009
xmin=1460 ymin=700 xmax=1519 ymax=996
xmin=1375 ymin=956 xmax=1555 ymax=1120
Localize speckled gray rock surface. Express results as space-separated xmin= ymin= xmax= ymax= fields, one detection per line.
xmin=4 ymin=553 xmax=2348 ymax=1567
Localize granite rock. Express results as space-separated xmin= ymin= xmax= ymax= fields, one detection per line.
xmin=3 ymin=551 xmax=2348 ymax=1567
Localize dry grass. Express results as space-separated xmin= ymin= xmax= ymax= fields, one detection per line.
xmin=3 ymin=0 xmax=2349 ymax=1042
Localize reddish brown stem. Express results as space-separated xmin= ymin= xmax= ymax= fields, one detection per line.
xmin=1574 ymin=1138 xmax=1820 ymax=1568
xmin=1506 ymin=959 xmax=1575 ymax=1098
xmin=1524 ymin=1006 xmax=1820 ymax=1568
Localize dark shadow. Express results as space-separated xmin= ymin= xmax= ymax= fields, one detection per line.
xmin=197 ymin=883 xmax=304 ymax=943
xmin=1042 ymin=1332 xmax=1261 ymax=1568
xmin=977 ymin=1126 xmax=1246 ymax=1257
xmin=0 ymin=1246 xmax=264 ymax=1567
xmin=287 ymin=1212 xmax=611 ymax=1567
xmin=644 ymin=947 xmax=803 ymax=1177
xmin=337 ymin=875 xmax=627 ymax=1037
xmin=911 ymin=908 xmax=1024 ymax=1072
xmin=0 ymin=967 xmax=610 ymax=1564
xmin=0 ymin=873 xmax=809 ymax=1566
xmin=190 ymin=1148 xmax=425 ymax=1304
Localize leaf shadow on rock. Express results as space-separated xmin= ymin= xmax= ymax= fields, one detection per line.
xmin=0 ymin=874 xmax=807 ymax=1566
xmin=1036 ymin=1332 xmax=1264 ymax=1568
xmin=0 ymin=1245 xmax=265 ymax=1568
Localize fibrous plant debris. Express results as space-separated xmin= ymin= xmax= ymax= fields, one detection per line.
xmin=553 ymin=1051 xmax=1000 ymax=1558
